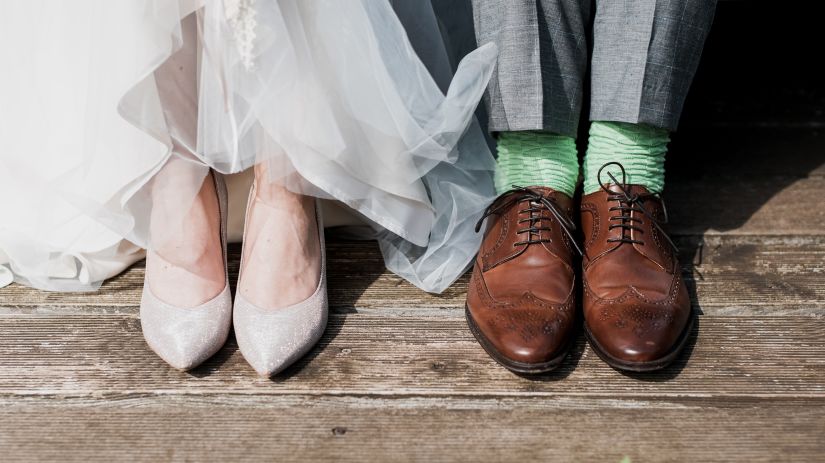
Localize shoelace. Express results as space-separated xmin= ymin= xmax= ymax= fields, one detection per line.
xmin=597 ymin=162 xmax=679 ymax=252
xmin=475 ymin=186 xmax=583 ymax=255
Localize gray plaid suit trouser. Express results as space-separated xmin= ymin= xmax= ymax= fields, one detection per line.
xmin=471 ymin=0 xmax=717 ymax=137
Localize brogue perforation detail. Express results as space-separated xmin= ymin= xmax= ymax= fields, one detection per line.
xmin=583 ymin=270 xmax=682 ymax=306
xmin=649 ymin=215 xmax=675 ymax=270
xmin=472 ymin=265 xmax=574 ymax=315
xmin=481 ymin=213 xmax=512 ymax=266
xmin=580 ymin=202 xmax=600 ymax=250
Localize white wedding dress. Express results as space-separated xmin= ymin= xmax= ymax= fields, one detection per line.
xmin=0 ymin=0 xmax=497 ymax=293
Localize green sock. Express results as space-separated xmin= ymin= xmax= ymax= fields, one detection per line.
xmin=494 ymin=131 xmax=579 ymax=197
xmin=583 ymin=121 xmax=669 ymax=194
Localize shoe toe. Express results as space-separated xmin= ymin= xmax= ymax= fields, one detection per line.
xmin=140 ymin=286 xmax=233 ymax=371
xmin=471 ymin=304 xmax=574 ymax=365
xmin=593 ymin=330 xmax=673 ymax=363
xmin=587 ymin=299 xmax=691 ymax=364
xmin=502 ymin=338 xmax=567 ymax=365
xmin=233 ymin=293 xmax=328 ymax=377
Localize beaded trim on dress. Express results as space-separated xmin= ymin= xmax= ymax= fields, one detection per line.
xmin=224 ymin=0 xmax=257 ymax=70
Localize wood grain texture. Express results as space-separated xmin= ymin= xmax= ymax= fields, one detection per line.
xmin=3 ymin=236 xmax=824 ymax=314
xmin=0 ymin=314 xmax=822 ymax=398
xmin=666 ymin=176 xmax=825 ymax=235
xmin=1 ymin=395 xmax=823 ymax=463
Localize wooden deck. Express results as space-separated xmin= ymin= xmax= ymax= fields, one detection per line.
xmin=2 ymin=5 xmax=824 ymax=462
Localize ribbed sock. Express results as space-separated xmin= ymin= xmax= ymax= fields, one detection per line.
xmin=583 ymin=121 xmax=669 ymax=194
xmin=494 ymin=131 xmax=579 ymax=197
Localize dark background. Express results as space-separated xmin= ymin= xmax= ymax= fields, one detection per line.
xmin=665 ymin=1 xmax=825 ymax=235
xmin=680 ymin=1 xmax=823 ymax=131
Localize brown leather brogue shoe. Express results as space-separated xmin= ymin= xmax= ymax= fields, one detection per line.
xmin=466 ymin=186 xmax=581 ymax=374
xmin=580 ymin=163 xmax=693 ymax=372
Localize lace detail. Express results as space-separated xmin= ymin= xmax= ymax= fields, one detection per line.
xmin=224 ymin=0 xmax=258 ymax=70
xmin=475 ymin=186 xmax=582 ymax=255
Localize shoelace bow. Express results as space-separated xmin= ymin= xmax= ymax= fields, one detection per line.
xmin=597 ymin=162 xmax=679 ymax=252
xmin=475 ymin=186 xmax=583 ymax=255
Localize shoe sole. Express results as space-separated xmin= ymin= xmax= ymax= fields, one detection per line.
xmin=583 ymin=312 xmax=696 ymax=372
xmin=465 ymin=305 xmax=572 ymax=374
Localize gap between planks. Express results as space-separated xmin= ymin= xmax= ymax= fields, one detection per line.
xmin=2 ymin=235 xmax=825 ymax=314
xmin=0 ymin=315 xmax=822 ymax=399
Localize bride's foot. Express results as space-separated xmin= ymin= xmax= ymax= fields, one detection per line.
xmin=233 ymin=163 xmax=328 ymax=377
xmin=140 ymin=168 xmax=232 ymax=371
xmin=145 ymin=170 xmax=226 ymax=308
xmin=237 ymin=169 xmax=321 ymax=308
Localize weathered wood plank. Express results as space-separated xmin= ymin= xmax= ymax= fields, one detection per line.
xmin=666 ymin=176 xmax=825 ymax=236
xmin=665 ymin=129 xmax=825 ymax=234
xmin=3 ymin=236 xmax=824 ymax=314
xmin=0 ymin=314 xmax=822 ymax=398
xmin=0 ymin=395 xmax=823 ymax=462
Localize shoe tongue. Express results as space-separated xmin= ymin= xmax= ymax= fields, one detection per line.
xmin=603 ymin=183 xmax=652 ymax=197
xmin=489 ymin=186 xmax=570 ymax=217
xmin=521 ymin=186 xmax=573 ymax=210
xmin=528 ymin=186 xmax=557 ymax=196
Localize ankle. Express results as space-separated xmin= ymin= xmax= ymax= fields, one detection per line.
xmin=144 ymin=168 xmax=225 ymax=307
xmin=583 ymin=121 xmax=669 ymax=194
xmin=253 ymin=177 xmax=312 ymax=208
xmin=239 ymin=179 xmax=321 ymax=308
xmin=495 ymin=131 xmax=579 ymax=196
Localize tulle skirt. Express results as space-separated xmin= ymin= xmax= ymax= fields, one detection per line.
xmin=0 ymin=0 xmax=497 ymax=293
